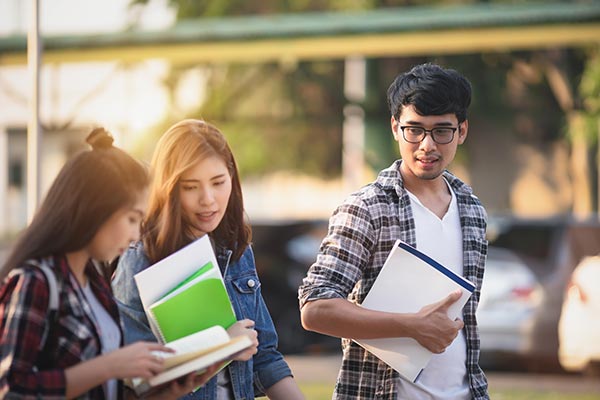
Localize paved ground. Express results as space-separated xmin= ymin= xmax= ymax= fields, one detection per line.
xmin=285 ymin=354 xmax=600 ymax=394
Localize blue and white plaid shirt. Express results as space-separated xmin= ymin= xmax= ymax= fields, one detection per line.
xmin=299 ymin=160 xmax=489 ymax=399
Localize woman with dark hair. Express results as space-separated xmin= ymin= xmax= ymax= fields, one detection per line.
xmin=0 ymin=128 xmax=216 ymax=399
xmin=113 ymin=119 xmax=304 ymax=399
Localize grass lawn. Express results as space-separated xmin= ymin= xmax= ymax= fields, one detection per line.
xmin=298 ymin=382 xmax=600 ymax=400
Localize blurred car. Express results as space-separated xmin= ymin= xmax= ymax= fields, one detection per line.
xmin=251 ymin=216 xmax=600 ymax=365
xmin=251 ymin=219 xmax=338 ymax=354
xmin=477 ymin=246 xmax=544 ymax=369
xmin=558 ymin=255 xmax=600 ymax=375
xmin=484 ymin=216 xmax=600 ymax=371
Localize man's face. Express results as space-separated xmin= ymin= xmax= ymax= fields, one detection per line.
xmin=391 ymin=104 xmax=467 ymax=183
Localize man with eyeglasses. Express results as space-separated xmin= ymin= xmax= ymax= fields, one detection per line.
xmin=299 ymin=63 xmax=488 ymax=399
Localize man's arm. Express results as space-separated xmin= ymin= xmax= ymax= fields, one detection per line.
xmin=300 ymin=291 xmax=464 ymax=354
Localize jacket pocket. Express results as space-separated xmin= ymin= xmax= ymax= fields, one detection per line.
xmin=230 ymin=275 xmax=261 ymax=318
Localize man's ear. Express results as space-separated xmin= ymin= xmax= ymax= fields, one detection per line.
xmin=458 ymin=120 xmax=469 ymax=144
xmin=391 ymin=116 xmax=400 ymax=141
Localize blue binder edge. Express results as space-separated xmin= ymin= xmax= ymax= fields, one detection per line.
xmin=396 ymin=241 xmax=476 ymax=293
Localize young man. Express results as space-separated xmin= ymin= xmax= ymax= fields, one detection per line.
xmin=298 ymin=63 xmax=489 ymax=399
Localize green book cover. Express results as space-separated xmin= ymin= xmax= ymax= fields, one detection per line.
xmin=163 ymin=261 xmax=214 ymax=298
xmin=149 ymin=276 xmax=236 ymax=343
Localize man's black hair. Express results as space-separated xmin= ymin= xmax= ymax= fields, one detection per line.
xmin=387 ymin=63 xmax=472 ymax=123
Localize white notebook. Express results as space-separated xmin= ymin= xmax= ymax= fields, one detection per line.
xmin=354 ymin=240 xmax=475 ymax=382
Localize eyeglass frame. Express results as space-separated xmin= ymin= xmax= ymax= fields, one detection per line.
xmin=398 ymin=125 xmax=460 ymax=145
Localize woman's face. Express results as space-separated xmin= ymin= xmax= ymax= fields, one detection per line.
xmin=178 ymin=155 xmax=232 ymax=238
xmin=87 ymin=190 xmax=147 ymax=262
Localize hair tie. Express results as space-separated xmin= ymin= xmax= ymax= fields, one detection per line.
xmin=86 ymin=127 xmax=114 ymax=150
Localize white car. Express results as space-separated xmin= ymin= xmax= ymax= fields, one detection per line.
xmin=558 ymin=255 xmax=600 ymax=374
xmin=477 ymin=246 xmax=544 ymax=367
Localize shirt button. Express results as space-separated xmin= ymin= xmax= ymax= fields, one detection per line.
xmin=247 ymin=279 xmax=256 ymax=288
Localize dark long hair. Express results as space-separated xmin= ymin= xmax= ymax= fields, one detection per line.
xmin=0 ymin=128 xmax=149 ymax=280
xmin=143 ymin=119 xmax=251 ymax=264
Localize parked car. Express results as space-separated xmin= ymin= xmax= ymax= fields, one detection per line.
xmin=558 ymin=255 xmax=600 ymax=375
xmin=251 ymin=219 xmax=338 ymax=354
xmin=251 ymin=216 xmax=600 ymax=365
xmin=484 ymin=215 xmax=600 ymax=371
xmin=477 ymin=246 xmax=544 ymax=369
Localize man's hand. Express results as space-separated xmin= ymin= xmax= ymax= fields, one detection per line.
xmin=412 ymin=290 xmax=465 ymax=353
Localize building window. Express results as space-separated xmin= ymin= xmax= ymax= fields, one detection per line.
xmin=8 ymin=160 xmax=23 ymax=187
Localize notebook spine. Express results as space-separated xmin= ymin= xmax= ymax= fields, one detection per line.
xmin=148 ymin=311 xmax=167 ymax=344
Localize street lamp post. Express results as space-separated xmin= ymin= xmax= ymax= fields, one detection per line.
xmin=27 ymin=0 xmax=41 ymax=221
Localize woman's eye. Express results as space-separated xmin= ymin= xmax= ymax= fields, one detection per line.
xmin=182 ymin=185 xmax=196 ymax=191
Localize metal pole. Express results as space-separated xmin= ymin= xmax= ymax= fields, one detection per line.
xmin=27 ymin=0 xmax=41 ymax=222
xmin=342 ymin=56 xmax=366 ymax=194
xmin=598 ymin=118 xmax=600 ymax=219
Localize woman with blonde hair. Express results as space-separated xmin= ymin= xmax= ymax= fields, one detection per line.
xmin=113 ymin=119 xmax=304 ymax=399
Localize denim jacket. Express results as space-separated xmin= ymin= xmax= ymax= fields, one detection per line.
xmin=111 ymin=241 xmax=292 ymax=399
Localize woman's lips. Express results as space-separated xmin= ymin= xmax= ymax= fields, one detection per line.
xmin=196 ymin=211 xmax=217 ymax=222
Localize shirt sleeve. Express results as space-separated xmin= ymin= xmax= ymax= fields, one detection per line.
xmin=298 ymin=194 xmax=376 ymax=308
xmin=111 ymin=246 xmax=158 ymax=344
xmin=0 ymin=269 xmax=67 ymax=399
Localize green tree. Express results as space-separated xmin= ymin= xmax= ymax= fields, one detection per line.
xmin=129 ymin=1 xmax=463 ymax=178
xmin=129 ymin=1 xmax=599 ymax=216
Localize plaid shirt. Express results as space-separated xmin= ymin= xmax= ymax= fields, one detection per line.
xmin=299 ymin=160 xmax=489 ymax=399
xmin=0 ymin=255 xmax=122 ymax=399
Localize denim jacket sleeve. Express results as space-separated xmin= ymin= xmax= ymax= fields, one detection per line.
xmin=230 ymin=247 xmax=292 ymax=394
xmin=252 ymin=290 xmax=293 ymax=395
xmin=111 ymin=242 xmax=157 ymax=344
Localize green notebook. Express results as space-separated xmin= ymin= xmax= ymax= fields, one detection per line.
xmin=149 ymin=263 xmax=236 ymax=343
xmin=163 ymin=261 xmax=215 ymax=298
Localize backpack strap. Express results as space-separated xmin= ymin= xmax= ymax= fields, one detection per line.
xmin=23 ymin=259 xmax=59 ymax=351
xmin=36 ymin=263 xmax=59 ymax=313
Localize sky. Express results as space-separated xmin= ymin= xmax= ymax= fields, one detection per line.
xmin=0 ymin=0 xmax=175 ymax=35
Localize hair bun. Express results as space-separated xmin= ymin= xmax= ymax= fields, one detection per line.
xmin=86 ymin=127 xmax=114 ymax=150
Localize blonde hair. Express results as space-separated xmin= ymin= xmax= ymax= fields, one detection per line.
xmin=143 ymin=119 xmax=250 ymax=263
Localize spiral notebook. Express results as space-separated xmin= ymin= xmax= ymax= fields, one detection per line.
xmin=134 ymin=235 xmax=236 ymax=343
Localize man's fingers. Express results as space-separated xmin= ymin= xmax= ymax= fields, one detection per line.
xmin=439 ymin=290 xmax=462 ymax=308
xmin=454 ymin=318 xmax=465 ymax=330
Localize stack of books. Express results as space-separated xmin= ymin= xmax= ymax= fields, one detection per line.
xmin=129 ymin=235 xmax=251 ymax=396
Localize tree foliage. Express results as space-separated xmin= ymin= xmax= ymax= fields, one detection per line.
xmin=130 ymin=0 xmax=595 ymax=200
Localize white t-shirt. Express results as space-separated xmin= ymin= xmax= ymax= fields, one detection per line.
xmin=397 ymin=181 xmax=470 ymax=400
xmin=81 ymin=283 xmax=121 ymax=400
xmin=216 ymin=369 xmax=234 ymax=399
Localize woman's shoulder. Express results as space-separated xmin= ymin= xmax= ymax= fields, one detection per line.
xmin=9 ymin=257 xmax=59 ymax=281
xmin=7 ymin=263 xmax=45 ymax=283
xmin=116 ymin=241 xmax=150 ymax=274
xmin=232 ymin=243 xmax=254 ymax=262
xmin=1 ymin=260 xmax=55 ymax=306
xmin=228 ymin=244 xmax=257 ymax=272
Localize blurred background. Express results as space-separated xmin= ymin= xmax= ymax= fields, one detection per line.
xmin=1 ymin=0 xmax=600 ymax=397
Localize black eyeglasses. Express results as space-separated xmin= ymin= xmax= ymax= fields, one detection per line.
xmin=399 ymin=126 xmax=458 ymax=144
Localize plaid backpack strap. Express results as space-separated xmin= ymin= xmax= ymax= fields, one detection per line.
xmin=23 ymin=259 xmax=59 ymax=351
